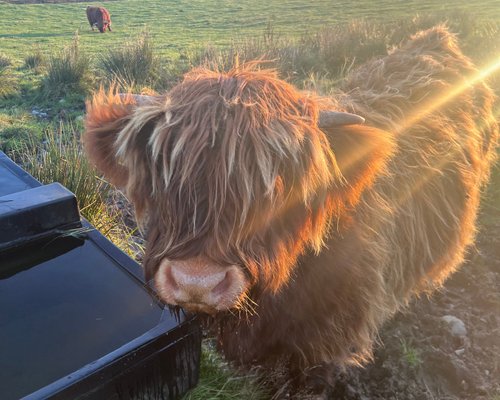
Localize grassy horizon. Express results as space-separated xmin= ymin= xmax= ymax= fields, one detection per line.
xmin=1 ymin=0 xmax=500 ymax=63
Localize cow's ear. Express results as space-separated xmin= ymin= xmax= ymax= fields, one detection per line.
xmin=84 ymin=91 xmax=164 ymax=221
xmin=83 ymin=90 xmax=137 ymax=188
xmin=322 ymin=123 xmax=396 ymax=210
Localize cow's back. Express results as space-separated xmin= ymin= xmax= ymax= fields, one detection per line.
xmin=343 ymin=26 xmax=498 ymax=303
xmin=100 ymin=7 xmax=111 ymax=24
xmin=86 ymin=6 xmax=101 ymax=25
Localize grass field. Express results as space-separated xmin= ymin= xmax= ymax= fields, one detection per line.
xmin=1 ymin=0 xmax=500 ymax=62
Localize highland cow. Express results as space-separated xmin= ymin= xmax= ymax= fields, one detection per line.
xmin=83 ymin=26 xmax=498 ymax=383
xmin=86 ymin=6 xmax=112 ymax=33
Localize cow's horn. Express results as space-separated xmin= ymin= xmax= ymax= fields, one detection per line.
xmin=119 ymin=93 xmax=159 ymax=105
xmin=318 ymin=111 xmax=365 ymax=128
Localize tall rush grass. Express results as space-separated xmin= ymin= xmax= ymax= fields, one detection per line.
xmin=24 ymin=47 xmax=46 ymax=71
xmin=193 ymin=13 xmax=500 ymax=91
xmin=98 ymin=31 xmax=158 ymax=90
xmin=42 ymin=33 xmax=92 ymax=99
xmin=0 ymin=53 xmax=17 ymax=98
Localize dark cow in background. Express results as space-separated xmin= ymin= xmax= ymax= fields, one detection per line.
xmin=86 ymin=6 xmax=112 ymax=33
xmin=83 ymin=26 xmax=498 ymax=387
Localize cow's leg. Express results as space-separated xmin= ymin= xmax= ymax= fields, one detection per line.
xmin=107 ymin=24 xmax=112 ymax=32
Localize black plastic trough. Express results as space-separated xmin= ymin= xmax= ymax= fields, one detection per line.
xmin=0 ymin=151 xmax=201 ymax=400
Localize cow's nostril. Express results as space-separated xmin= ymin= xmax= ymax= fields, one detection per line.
xmin=211 ymin=271 xmax=232 ymax=297
xmin=165 ymin=264 xmax=180 ymax=291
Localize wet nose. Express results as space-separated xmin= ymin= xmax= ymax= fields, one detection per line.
xmin=155 ymin=258 xmax=247 ymax=312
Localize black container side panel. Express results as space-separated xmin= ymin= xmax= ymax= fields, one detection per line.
xmin=50 ymin=321 xmax=202 ymax=400
xmin=0 ymin=238 xmax=172 ymax=399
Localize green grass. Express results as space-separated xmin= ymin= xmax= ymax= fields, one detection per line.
xmin=0 ymin=120 xmax=42 ymax=152
xmin=0 ymin=53 xmax=12 ymax=68
xmin=400 ymin=339 xmax=422 ymax=368
xmin=0 ymin=53 xmax=17 ymax=98
xmin=183 ymin=342 xmax=270 ymax=400
xmin=0 ymin=68 xmax=18 ymax=98
xmin=1 ymin=0 xmax=499 ymax=63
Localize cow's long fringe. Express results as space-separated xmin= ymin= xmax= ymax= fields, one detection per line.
xmin=114 ymin=64 xmax=353 ymax=292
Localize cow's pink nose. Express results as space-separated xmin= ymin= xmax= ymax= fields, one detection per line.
xmin=155 ymin=258 xmax=248 ymax=313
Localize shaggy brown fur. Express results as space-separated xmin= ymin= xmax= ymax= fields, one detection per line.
xmin=86 ymin=6 xmax=112 ymax=33
xmin=84 ymin=26 xmax=498 ymax=371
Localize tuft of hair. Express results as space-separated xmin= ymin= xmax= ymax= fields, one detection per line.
xmin=84 ymin=88 xmax=138 ymax=189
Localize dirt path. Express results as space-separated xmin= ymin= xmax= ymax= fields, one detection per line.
xmin=328 ymin=221 xmax=500 ymax=400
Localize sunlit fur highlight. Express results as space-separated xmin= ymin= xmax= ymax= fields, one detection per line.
xmin=84 ymin=89 xmax=136 ymax=188
xmin=84 ymin=26 xmax=498 ymax=370
xmin=100 ymin=7 xmax=111 ymax=32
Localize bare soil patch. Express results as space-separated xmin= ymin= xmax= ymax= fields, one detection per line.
xmin=300 ymin=220 xmax=500 ymax=399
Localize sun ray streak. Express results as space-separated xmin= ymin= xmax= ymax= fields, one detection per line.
xmin=396 ymin=56 xmax=500 ymax=135
xmin=388 ymin=56 xmax=500 ymax=207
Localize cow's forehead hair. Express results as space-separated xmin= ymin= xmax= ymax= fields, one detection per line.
xmin=118 ymin=66 xmax=339 ymax=280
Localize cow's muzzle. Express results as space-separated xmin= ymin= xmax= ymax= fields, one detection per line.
xmin=154 ymin=256 xmax=248 ymax=314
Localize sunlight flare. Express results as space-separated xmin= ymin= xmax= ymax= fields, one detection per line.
xmin=396 ymin=56 xmax=500 ymax=135
xmin=389 ymin=56 xmax=500 ymax=206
